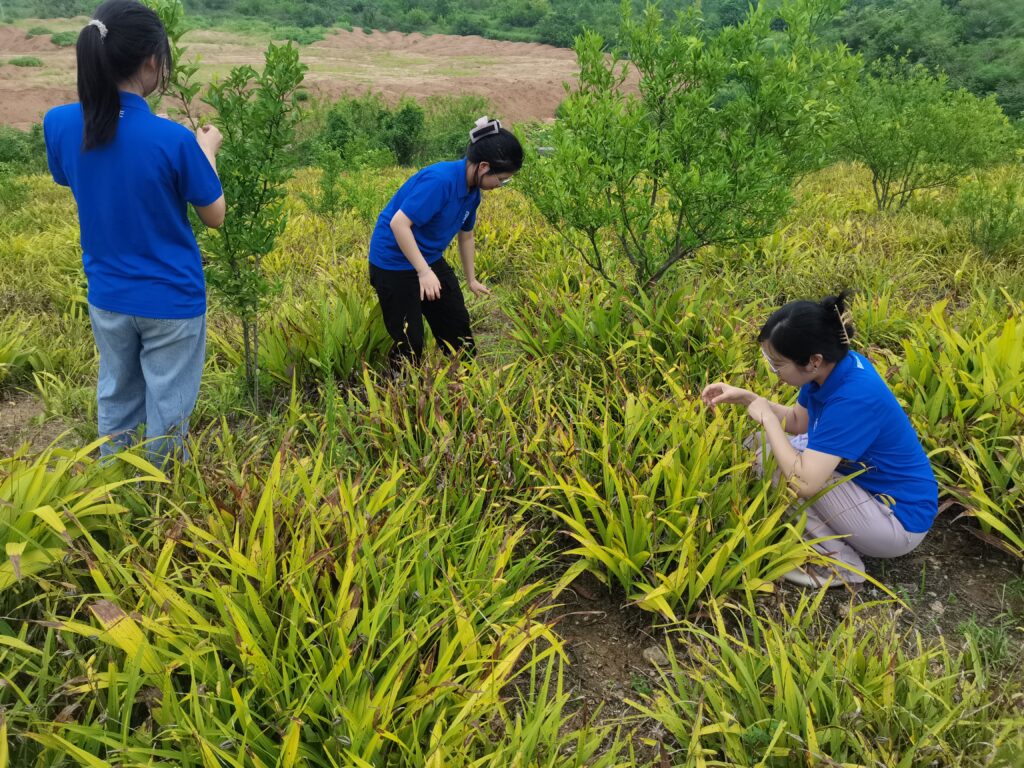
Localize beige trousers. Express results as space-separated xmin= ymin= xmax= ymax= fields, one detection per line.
xmin=755 ymin=434 xmax=927 ymax=583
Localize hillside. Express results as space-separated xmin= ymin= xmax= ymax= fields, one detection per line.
xmin=0 ymin=22 xmax=578 ymax=128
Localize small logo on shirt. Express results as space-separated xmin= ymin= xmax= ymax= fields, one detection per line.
xmin=462 ymin=211 xmax=470 ymax=223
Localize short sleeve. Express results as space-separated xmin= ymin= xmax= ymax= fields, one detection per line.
xmin=806 ymin=395 xmax=881 ymax=461
xmin=43 ymin=114 xmax=68 ymax=187
xmin=461 ymin=194 xmax=480 ymax=231
xmin=399 ymin=173 xmax=447 ymax=227
xmin=177 ymin=131 xmax=222 ymax=207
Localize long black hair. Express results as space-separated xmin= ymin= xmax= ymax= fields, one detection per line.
xmin=465 ymin=118 xmax=523 ymax=174
xmin=758 ymin=290 xmax=855 ymax=366
xmin=77 ymin=0 xmax=171 ymax=150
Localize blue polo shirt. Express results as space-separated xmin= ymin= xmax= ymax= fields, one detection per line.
xmin=43 ymin=92 xmax=223 ymax=319
xmin=797 ymin=350 xmax=938 ymax=533
xmin=369 ymin=159 xmax=480 ymax=270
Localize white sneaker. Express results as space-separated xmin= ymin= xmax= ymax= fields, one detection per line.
xmin=782 ymin=564 xmax=845 ymax=589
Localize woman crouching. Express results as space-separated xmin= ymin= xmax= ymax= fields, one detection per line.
xmin=701 ymin=292 xmax=938 ymax=587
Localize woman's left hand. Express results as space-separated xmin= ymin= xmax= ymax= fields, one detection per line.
xmin=746 ymin=396 xmax=775 ymax=426
xmin=467 ymin=279 xmax=491 ymax=297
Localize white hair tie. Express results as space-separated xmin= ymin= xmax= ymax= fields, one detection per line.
xmin=87 ymin=19 xmax=108 ymax=40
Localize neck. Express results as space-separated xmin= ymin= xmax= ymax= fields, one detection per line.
xmin=812 ymin=360 xmax=838 ymax=387
xmin=466 ymin=161 xmax=478 ymax=190
xmin=118 ymin=80 xmax=147 ymax=98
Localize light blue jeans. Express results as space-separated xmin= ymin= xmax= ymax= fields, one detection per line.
xmin=88 ymin=305 xmax=206 ymax=465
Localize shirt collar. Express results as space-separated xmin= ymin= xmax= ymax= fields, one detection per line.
xmin=119 ymin=92 xmax=152 ymax=113
xmin=456 ymin=158 xmax=473 ymax=199
xmin=807 ymin=350 xmax=857 ymax=401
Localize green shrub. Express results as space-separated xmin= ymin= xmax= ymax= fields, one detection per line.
xmin=948 ymin=174 xmax=1024 ymax=260
xmin=322 ymin=93 xmax=423 ymax=166
xmin=49 ymin=30 xmax=77 ymax=47
xmin=317 ymin=93 xmax=492 ymax=169
xmin=417 ymin=93 xmax=491 ymax=163
xmin=0 ymin=164 xmax=29 ymax=213
xmin=276 ymin=24 xmax=326 ymax=44
xmin=8 ymin=56 xmax=43 ymax=67
xmin=25 ymin=25 xmax=50 ymax=36
xmin=0 ymin=125 xmax=46 ymax=175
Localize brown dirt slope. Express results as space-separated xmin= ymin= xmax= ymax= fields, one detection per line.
xmin=0 ymin=23 xmax=578 ymax=128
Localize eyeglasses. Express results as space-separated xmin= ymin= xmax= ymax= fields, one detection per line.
xmin=761 ymin=348 xmax=786 ymax=374
xmin=496 ymin=176 xmax=513 ymax=187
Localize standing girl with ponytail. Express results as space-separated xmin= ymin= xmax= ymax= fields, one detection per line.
xmin=368 ymin=116 xmax=523 ymax=366
xmin=701 ymin=292 xmax=938 ymax=587
xmin=43 ymin=0 xmax=225 ymax=463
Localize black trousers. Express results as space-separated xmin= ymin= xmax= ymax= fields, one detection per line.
xmin=369 ymin=259 xmax=475 ymax=365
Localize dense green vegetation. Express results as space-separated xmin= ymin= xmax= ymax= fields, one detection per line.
xmin=1 ymin=0 xmax=1023 ymax=764
xmin=834 ymin=0 xmax=1024 ymax=118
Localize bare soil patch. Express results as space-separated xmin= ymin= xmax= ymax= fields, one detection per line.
xmin=0 ymin=23 xmax=578 ymax=129
xmin=0 ymin=389 xmax=69 ymax=455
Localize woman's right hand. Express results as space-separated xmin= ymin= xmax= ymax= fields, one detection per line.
xmin=700 ymin=382 xmax=756 ymax=410
xmin=418 ymin=269 xmax=442 ymax=301
xmin=196 ymin=124 xmax=223 ymax=155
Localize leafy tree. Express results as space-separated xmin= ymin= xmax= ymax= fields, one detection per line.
xmin=522 ymin=0 xmax=856 ymax=288
xmin=203 ymin=43 xmax=307 ymax=404
xmin=385 ymin=100 xmax=425 ymax=165
xmin=835 ymin=0 xmax=959 ymax=69
xmin=501 ymin=0 xmax=550 ymax=28
xmin=147 ymin=0 xmax=203 ymax=128
xmin=836 ymin=60 xmax=1016 ymax=211
xmin=832 ymin=0 xmax=1024 ymax=120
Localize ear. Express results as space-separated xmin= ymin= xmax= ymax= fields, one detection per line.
xmin=477 ymin=161 xmax=490 ymax=175
xmin=808 ymin=353 xmax=824 ymax=369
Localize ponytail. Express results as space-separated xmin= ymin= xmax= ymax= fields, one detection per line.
xmin=758 ymin=289 xmax=855 ymax=365
xmin=76 ymin=0 xmax=172 ymax=150
xmin=78 ymin=20 xmax=120 ymax=150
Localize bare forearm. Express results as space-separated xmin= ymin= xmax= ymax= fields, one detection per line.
xmin=731 ymin=389 xmax=793 ymax=425
xmin=458 ymin=233 xmax=476 ymax=281
xmin=761 ymin=411 xmax=801 ymax=479
xmin=392 ymin=224 xmax=432 ymax=273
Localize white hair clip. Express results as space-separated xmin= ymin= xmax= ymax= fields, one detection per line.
xmin=469 ymin=115 xmax=501 ymax=143
xmin=834 ymin=304 xmax=852 ymax=346
xmin=87 ymin=19 xmax=108 ymax=40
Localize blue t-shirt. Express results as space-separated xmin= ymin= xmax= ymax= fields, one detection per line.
xmin=369 ymin=159 xmax=480 ymax=270
xmin=43 ymin=92 xmax=223 ymax=319
xmin=797 ymin=350 xmax=938 ymax=533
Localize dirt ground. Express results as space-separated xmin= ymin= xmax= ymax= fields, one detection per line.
xmin=0 ymin=22 xmax=579 ymax=129
xmin=0 ymin=389 xmax=68 ymax=455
